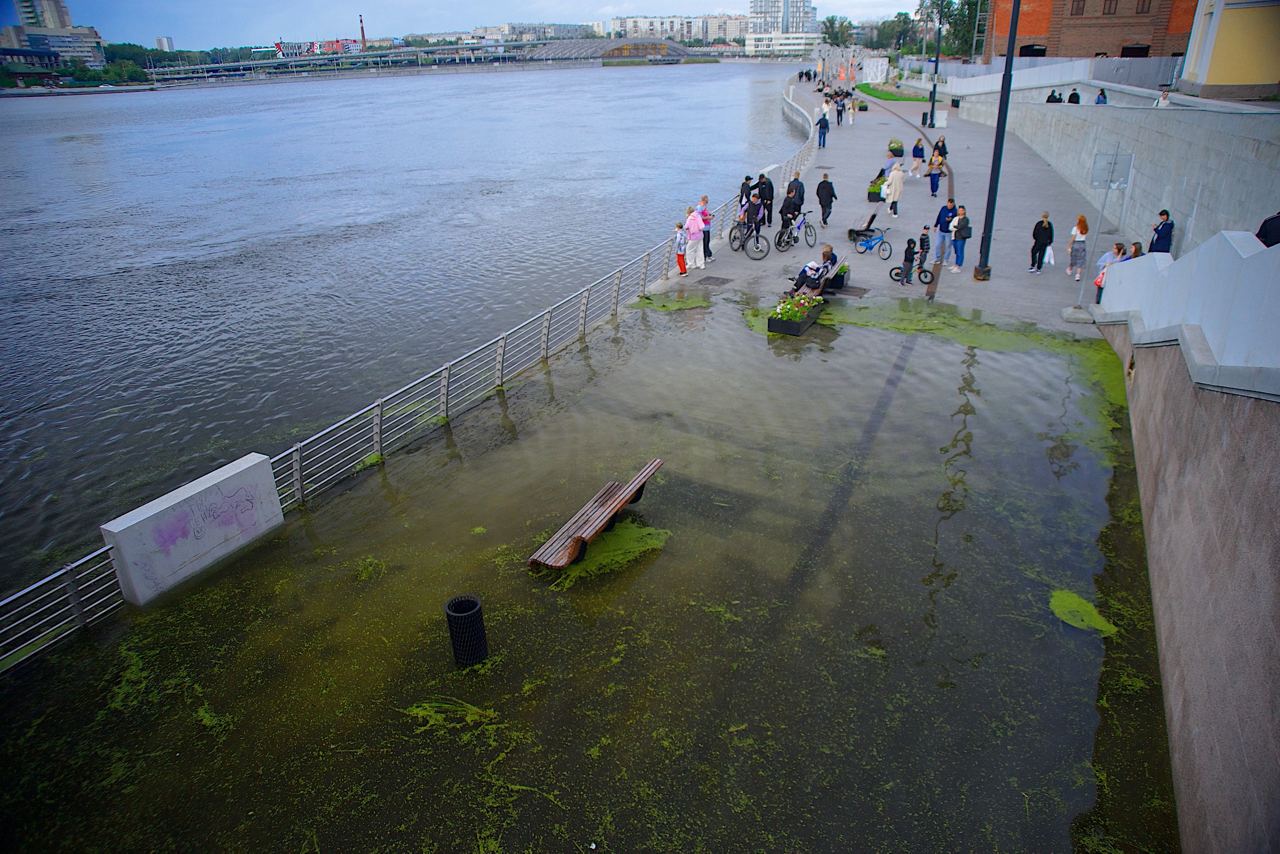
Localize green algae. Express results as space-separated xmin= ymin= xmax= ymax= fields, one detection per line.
xmin=1051 ymin=590 xmax=1119 ymax=637
xmin=352 ymin=452 xmax=383 ymax=473
xmin=349 ymin=555 xmax=387 ymax=583
xmin=536 ymin=519 xmax=671 ymax=591
xmin=631 ymin=293 xmax=711 ymax=312
xmin=470 ymin=526 xmax=488 ymax=536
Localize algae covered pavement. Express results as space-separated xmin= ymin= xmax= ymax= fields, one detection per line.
xmin=0 ymin=286 xmax=1177 ymax=851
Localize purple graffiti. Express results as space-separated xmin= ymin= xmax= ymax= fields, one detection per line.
xmin=153 ymin=510 xmax=192 ymax=556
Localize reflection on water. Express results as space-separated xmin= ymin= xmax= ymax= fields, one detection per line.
xmin=0 ymin=294 xmax=1176 ymax=850
xmin=0 ymin=63 xmax=803 ymax=589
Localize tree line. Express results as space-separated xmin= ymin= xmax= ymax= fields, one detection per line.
xmin=821 ymin=0 xmax=984 ymax=56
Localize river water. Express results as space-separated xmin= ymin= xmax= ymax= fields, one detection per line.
xmin=0 ymin=62 xmax=803 ymax=589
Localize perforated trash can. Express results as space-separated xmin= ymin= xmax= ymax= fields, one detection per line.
xmin=444 ymin=594 xmax=488 ymax=668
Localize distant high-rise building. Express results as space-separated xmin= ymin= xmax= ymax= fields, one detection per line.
xmin=156 ymin=36 xmax=175 ymax=51
xmin=14 ymin=0 xmax=72 ymax=29
xmin=749 ymin=0 xmax=817 ymax=34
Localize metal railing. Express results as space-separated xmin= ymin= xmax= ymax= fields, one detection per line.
xmin=0 ymin=87 xmax=816 ymax=676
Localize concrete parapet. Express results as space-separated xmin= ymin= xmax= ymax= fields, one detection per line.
xmin=1095 ymin=321 xmax=1280 ymax=854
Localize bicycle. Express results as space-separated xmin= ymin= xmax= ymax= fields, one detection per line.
xmin=774 ymin=210 xmax=818 ymax=253
xmin=730 ymin=219 xmax=771 ymax=260
xmin=853 ymin=227 xmax=893 ymax=260
xmin=889 ymin=263 xmax=934 ymax=285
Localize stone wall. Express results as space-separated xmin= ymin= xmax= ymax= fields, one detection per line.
xmin=958 ymin=97 xmax=1280 ymax=255
xmin=1096 ymin=325 xmax=1280 ymax=853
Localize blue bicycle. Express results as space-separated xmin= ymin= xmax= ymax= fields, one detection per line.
xmin=774 ymin=210 xmax=817 ymax=252
xmin=853 ymin=226 xmax=894 ymax=260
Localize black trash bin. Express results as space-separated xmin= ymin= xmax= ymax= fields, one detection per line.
xmin=444 ymin=594 xmax=488 ymax=668
xmin=922 ymin=110 xmax=929 ymax=126
xmin=951 ymin=97 xmax=961 ymax=108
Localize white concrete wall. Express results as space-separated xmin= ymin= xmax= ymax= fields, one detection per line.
xmin=958 ymin=98 xmax=1280 ymax=256
xmin=101 ymin=453 xmax=285 ymax=605
xmin=1093 ymin=231 xmax=1280 ymax=399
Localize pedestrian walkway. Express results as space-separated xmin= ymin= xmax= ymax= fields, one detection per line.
xmin=681 ymin=81 xmax=1113 ymax=337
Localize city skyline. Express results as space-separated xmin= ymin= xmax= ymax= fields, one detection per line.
xmin=1 ymin=0 xmax=913 ymax=49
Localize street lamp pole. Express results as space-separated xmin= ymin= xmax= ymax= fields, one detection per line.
xmin=928 ymin=6 xmax=942 ymax=127
xmin=973 ymin=0 xmax=1022 ymax=280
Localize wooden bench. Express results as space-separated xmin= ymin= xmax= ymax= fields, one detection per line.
xmin=528 ymin=458 xmax=664 ymax=570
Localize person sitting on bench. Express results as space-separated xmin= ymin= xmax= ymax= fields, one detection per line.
xmin=788 ymin=245 xmax=837 ymax=296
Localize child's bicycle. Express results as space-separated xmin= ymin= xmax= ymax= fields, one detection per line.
xmin=889 ymin=263 xmax=935 ymax=285
xmin=774 ymin=210 xmax=817 ymax=252
xmin=853 ymin=227 xmax=893 ymax=260
xmin=729 ymin=220 xmax=771 ymax=260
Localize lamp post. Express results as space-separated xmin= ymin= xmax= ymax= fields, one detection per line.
xmin=927 ymin=5 xmax=942 ymax=127
xmin=972 ymin=0 xmax=1022 ymax=280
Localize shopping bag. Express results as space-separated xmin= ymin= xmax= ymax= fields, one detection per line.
xmin=1094 ymin=270 xmax=1106 ymax=289
xmin=1046 ymin=245 xmax=1055 ymax=266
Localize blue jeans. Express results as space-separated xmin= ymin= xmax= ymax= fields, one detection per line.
xmin=929 ymin=172 xmax=941 ymax=195
xmin=818 ymin=128 xmax=827 ymax=147
xmin=935 ymin=232 xmax=952 ymax=263
xmin=953 ymin=238 xmax=967 ymax=266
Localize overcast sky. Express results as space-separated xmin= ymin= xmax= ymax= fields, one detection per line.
xmin=1 ymin=1 xmax=915 ymax=49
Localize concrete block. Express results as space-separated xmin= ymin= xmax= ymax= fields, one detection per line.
xmin=101 ymin=453 xmax=284 ymax=606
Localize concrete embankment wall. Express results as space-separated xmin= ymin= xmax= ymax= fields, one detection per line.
xmin=957 ymin=96 xmax=1280 ymax=256
xmin=1093 ymin=234 xmax=1280 ymax=853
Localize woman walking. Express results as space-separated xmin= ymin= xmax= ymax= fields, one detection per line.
xmin=1029 ymin=212 xmax=1053 ymax=273
xmin=684 ymin=205 xmax=705 ymax=270
xmin=1066 ymin=215 xmax=1088 ymax=282
xmin=883 ymin=163 xmax=906 ymax=218
xmin=909 ymin=138 xmax=926 ymax=177
xmin=926 ymin=153 xmax=947 ymax=198
xmin=932 ymin=135 xmax=948 ymax=159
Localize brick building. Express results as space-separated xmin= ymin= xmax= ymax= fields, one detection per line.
xmin=982 ymin=0 xmax=1197 ymax=59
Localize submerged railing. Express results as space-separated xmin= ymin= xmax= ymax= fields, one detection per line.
xmin=0 ymin=88 xmax=817 ymax=675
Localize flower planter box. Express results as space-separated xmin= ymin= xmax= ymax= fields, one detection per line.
xmin=767 ymin=302 xmax=824 ymax=336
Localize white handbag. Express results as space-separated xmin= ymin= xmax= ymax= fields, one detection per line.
xmin=1046 ymin=245 xmax=1055 ymax=266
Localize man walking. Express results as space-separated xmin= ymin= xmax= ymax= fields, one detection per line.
xmin=815 ymin=113 xmax=830 ymax=149
xmin=753 ymin=173 xmax=775 ymax=227
xmin=816 ymin=173 xmax=837 ymax=228
xmin=934 ymin=198 xmax=958 ymax=265
xmin=1149 ymin=209 xmax=1174 ymax=254
xmin=787 ymin=172 xmax=805 ymax=207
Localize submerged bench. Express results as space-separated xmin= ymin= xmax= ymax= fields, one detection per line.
xmin=528 ymin=458 xmax=664 ymax=570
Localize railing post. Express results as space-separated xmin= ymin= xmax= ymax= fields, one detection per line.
xmin=610 ymin=270 xmax=623 ymax=318
xmin=495 ymin=334 xmax=507 ymax=386
xmin=717 ymin=207 xmax=726 ymax=240
xmin=62 ymin=566 xmax=87 ymax=630
xmin=662 ymin=238 xmax=674 ymax=280
xmin=372 ymin=398 xmax=383 ymax=456
xmin=577 ymin=290 xmax=590 ymax=337
xmin=291 ymin=443 xmax=305 ymax=504
xmin=439 ymin=365 xmax=451 ymax=420
xmin=639 ymin=251 xmax=651 ymax=298
xmin=540 ymin=310 xmax=552 ymax=360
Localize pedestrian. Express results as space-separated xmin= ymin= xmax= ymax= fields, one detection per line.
xmin=901 ymin=238 xmax=917 ymax=285
xmin=822 ymin=98 xmax=832 ymax=122
xmin=1094 ymin=242 xmax=1127 ymax=303
xmin=1066 ymin=214 xmax=1088 ymax=282
xmin=934 ymin=198 xmax=958 ymax=265
xmin=788 ymin=171 xmax=805 ymax=207
xmin=1029 ymin=211 xmax=1054 ymax=273
xmin=1128 ymin=242 xmax=1144 ymax=261
xmin=1149 ymin=209 xmax=1174 ymax=254
xmin=883 ymin=163 xmax=906 ymax=218
xmin=698 ymin=195 xmax=714 ymax=263
xmin=918 ymin=225 xmax=931 ymax=272
xmin=1046 ymin=89 xmax=1059 ymax=103
xmin=1095 ymin=88 xmax=1108 ymax=105
xmin=1154 ymin=90 xmax=1171 ymax=108
xmin=950 ymin=205 xmax=972 ymax=271
xmin=927 ymin=153 xmax=947 ymax=198
xmin=754 ymin=173 xmax=775 ymax=227
xmin=932 ymin=135 xmax=948 ymax=159
xmin=816 ymin=172 xmax=837 ymax=227
xmin=1256 ymin=210 xmax=1280 ymax=247
xmin=815 ymin=113 xmax=830 ymax=148
xmin=674 ymin=222 xmax=688 ymax=276
xmin=684 ymin=205 xmax=705 ymax=270
xmin=739 ymin=175 xmax=753 ymax=207
xmin=909 ymin=137 xmax=926 ymax=177
xmin=835 ymin=95 xmax=846 ymax=126
xmin=1067 ymin=88 xmax=1081 ymax=104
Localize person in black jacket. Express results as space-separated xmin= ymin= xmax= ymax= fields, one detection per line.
xmin=932 ymin=136 xmax=948 ymax=159
xmin=816 ymin=173 xmax=837 ymax=227
xmin=778 ymin=188 xmax=802 ymax=235
xmin=1067 ymin=88 xmax=1081 ymax=104
xmin=753 ymin=173 xmax=775 ymax=227
xmin=739 ymin=175 xmax=754 ymax=207
xmin=1030 ymin=211 xmax=1054 ymax=273
xmin=787 ymin=172 xmax=805 ymax=207
xmin=1257 ymin=211 xmax=1280 ymax=247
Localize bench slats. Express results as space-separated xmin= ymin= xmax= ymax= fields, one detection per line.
xmin=528 ymin=459 xmax=664 ymax=570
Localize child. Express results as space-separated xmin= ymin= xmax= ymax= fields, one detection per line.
xmin=674 ymin=223 xmax=688 ymax=277
xmin=917 ymin=226 xmax=931 ymax=275
xmin=902 ymin=238 xmax=916 ymax=284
